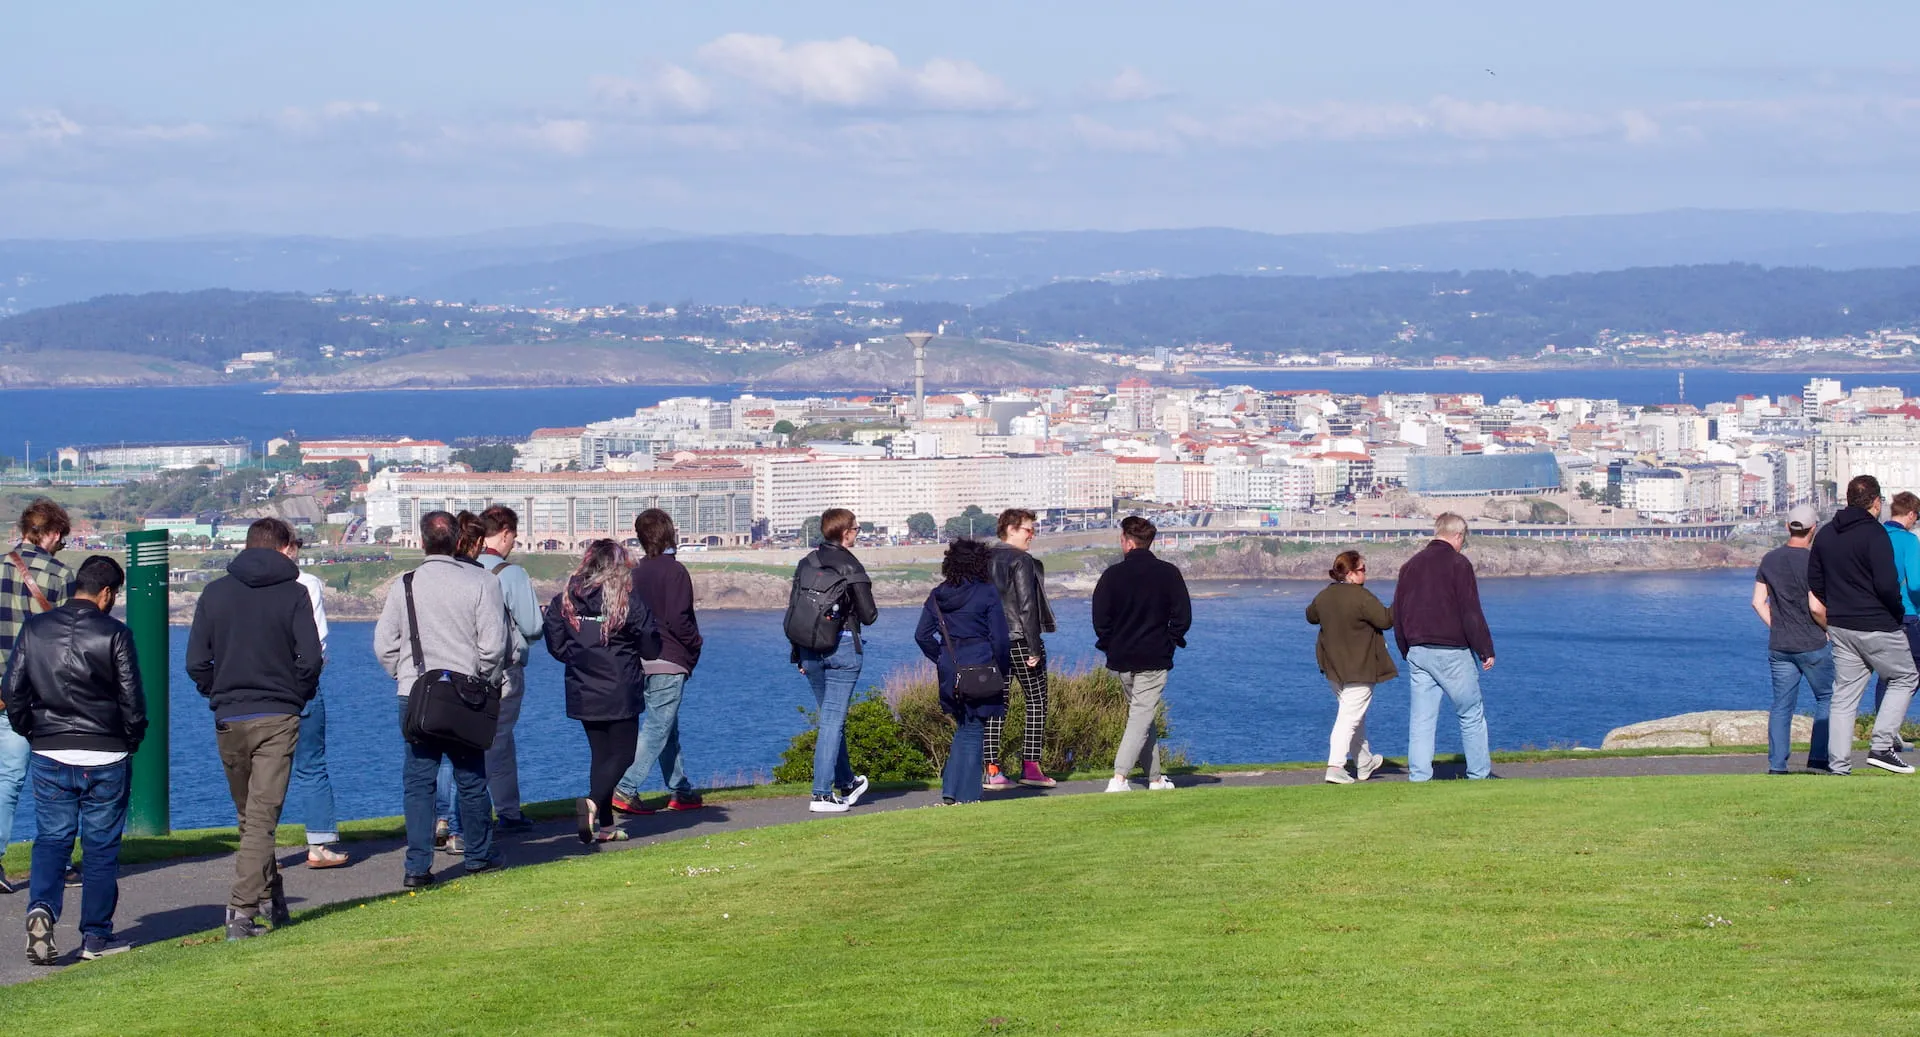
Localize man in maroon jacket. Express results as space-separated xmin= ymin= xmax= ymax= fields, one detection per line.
xmin=1392 ymin=513 xmax=1495 ymax=781
xmin=611 ymin=509 xmax=706 ymax=814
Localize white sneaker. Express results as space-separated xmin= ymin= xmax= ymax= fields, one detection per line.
xmin=840 ymin=775 xmax=871 ymax=807
xmin=1147 ymin=776 xmax=1175 ymax=790
xmin=1104 ymin=776 xmax=1132 ymax=793
xmin=1325 ymin=766 xmax=1356 ymax=785
xmin=1356 ymin=753 xmax=1384 ymax=781
xmin=809 ymin=794 xmax=850 ymax=813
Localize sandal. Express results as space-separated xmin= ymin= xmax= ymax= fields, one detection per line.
xmin=306 ymin=845 xmax=349 ymax=869
xmin=593 ymin=827 xmax=629 ymax=843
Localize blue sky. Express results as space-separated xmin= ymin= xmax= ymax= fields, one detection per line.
xmin=5 ymin=1 xmax=1919 ymax=237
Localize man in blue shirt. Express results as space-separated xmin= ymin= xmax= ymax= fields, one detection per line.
xmin=1875 ymin=491 xmax=1920 ymax=748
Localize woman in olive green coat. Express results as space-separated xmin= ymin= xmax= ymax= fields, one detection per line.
xmin=1304 ymin=550 xmax=1396 ymax=784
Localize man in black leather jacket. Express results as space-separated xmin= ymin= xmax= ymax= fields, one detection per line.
xmin=986 ymin=508 xmax=1059 ymax=789
xmin=4 ymin=555 xmax=144 ymax=964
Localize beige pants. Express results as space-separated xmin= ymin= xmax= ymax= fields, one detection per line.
xmin=215 ymin=713 xmax=300 ymax=913
xmin=1326 ymin=680 xmax=1377 ymax=768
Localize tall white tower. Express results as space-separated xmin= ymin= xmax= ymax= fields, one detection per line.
xmin=905 ymin=331 xmax=933 ymax=421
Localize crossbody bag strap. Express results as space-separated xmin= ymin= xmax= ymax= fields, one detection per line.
xmin=403 ymin=572 xmax=426 ymax=675
xmin=931 ymin=599 xmax=960 ymax=669
xmin=8 ymin=552 xmax=52 ymax=613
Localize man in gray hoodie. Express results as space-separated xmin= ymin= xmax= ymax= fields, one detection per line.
xmin=374 ymin=511 xmax=508 ymax=885
xmin=476 ymin=505 xmax=543 ymax=832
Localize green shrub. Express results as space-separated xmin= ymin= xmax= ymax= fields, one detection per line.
xmin=772 ymin=691 xmax=937 ymax=785
xmin=882 ymin=660 xmax=1180 ymax=775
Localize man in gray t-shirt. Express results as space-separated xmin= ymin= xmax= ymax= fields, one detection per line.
xmin=1751 ymin=504 xmax=1833 ymax=774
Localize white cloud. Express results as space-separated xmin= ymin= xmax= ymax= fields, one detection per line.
xmin=591 ymin=65 xmax=713 ymax=116
xmin=531 ymin=118 xmax=591 ymax=156
xmin=1164 ymin=96 xmax=1654 ymax=147
xmin=24 ymin=109 xmax=83 ymax=142
xmin=1093 ymin=67 xmax=1168 ymax=104
xmin=694 ymin=33 xmax=1020 ymax=111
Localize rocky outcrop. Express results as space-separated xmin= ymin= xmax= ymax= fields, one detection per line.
xmin=1602 ymin=710 xmax=1808 ymax=749
xmin=1171 ymin=536 xmax=1767 ymax=580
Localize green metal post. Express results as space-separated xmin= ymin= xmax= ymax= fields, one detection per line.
xmin=125 ymin=529 xmax=170 ymax=836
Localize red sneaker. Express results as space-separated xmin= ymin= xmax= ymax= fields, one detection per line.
xmin=611 ymin=792 xmax=655 ymax=815
xmin=1018 ymin=761 xmax=1057 ymax=788
xmin=665 ymin=794 xmax=705 ymax=812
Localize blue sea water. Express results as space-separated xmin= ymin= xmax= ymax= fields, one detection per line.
xmin=4 ymin=569 xmax=1794 ymax=836
xmin=0 ymin=369 xmax=1908 ymax=452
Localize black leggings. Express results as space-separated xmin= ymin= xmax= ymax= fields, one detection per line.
xmin=581 ymin=718 xmax=639 ymax=828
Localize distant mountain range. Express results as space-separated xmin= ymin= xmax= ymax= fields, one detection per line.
xmin=7 ymin=209 xmax=1920 ymax=313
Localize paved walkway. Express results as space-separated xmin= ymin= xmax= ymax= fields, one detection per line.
xmin=0 ymin=753 xmax=1778 ymax=985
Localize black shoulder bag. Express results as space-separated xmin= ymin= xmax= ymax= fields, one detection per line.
xmin=932 ymin=600 xmax=1005 ymax=706
xmin=401 ymin=572 xmax=502 ymax=752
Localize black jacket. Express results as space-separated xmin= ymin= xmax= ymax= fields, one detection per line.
xmin=1391 ymin=539 xmax=1496 ymax=659
xmin=1808 ymin=505 xmax=1905 ymax=632
xmin=4 ymin=600 xmax=147 ymax=754
xmin=1091 ymin=548 xmax=1192 ymax=672
xmin=635 ymin=555 xmax=702 ymax=673
xmin=788 ymin=542 xmax=880 ymax=663
xmin=185 ymin=548 xmax=323 ymax=720
xmin=989 ymin=543 xmax=1056 ymax=644
xmin=914 ymin=579 xmax=1013 ymax=720
xmin=542 ymin=578 xmax=661 ymax=722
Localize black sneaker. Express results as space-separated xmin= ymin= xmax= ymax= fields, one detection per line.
xmin=63 ymin=866 xmax=80 ymax=888
xmin=1867 ymin=750 xmax=1915 ymax=774
xmin=401 ymin=872 xmax=435 ymax=889
xmin=79 ymin=935 xmax=132 ymax=960
xmin=838 ymin=775 xmax=871 ymax=807
xmin=1806 ymin=759 xmax=1832 ymax=773
xmin=1769 ymin=769 xmax=1790 ymax=775
xmin=495 ymin=814 xmax=535 ymax=834
xmin=0 ymin=869 xmax=14 ymax=895
xmin=463 ymin=854 xmax=504 ymax=876
xmin=25 ymin=906 xmax=55 ymax=965
xmin=441 ymin=833 xmax=466 ymax=855
xmin=224 ymin=909 xmax=264 ymax=942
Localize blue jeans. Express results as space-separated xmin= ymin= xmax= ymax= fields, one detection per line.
xmin=0 ymin=715 xmax=29 ymax=852
xmin=28 ymin=755 xmax=129 ymax=940
xmin=943 ymin=715 xmax=985 ymax=803
xmin=1770 ymin=646 xmax=1834 ymax=771
xmin=398 ymin=699 xmax=493 ymax=876
xmin=617 ymin=673 xmax=693 ymax=799
xmin=799 ymin=641 xmax=861 ymax=797
xmin=1406 ymin=646 xmax=1492 ymax=781
xmin=293 ymin=687 xmax=338 ymax=842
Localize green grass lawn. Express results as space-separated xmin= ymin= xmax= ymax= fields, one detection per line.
xmin=4 ymin=774 xmax=1919 ymax=1033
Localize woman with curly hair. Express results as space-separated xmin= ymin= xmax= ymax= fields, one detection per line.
xmin=913 ymin=538 xmax=1013 ymax=804
xmin=543 ymin=540 xmax=661 ymax=842
xmin=1305 ymin=550 xmax=1395 ymax=785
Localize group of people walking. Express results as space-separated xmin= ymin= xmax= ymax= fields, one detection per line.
xmin=786 ymin=507 xmax=1192 ymax=811
xmin=1754 ymin=474 xmax=1920 ymax=776
xmin=10 ymin=478 xmax=1899 ymax=965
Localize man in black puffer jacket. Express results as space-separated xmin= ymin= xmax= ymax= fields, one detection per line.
xmin=1809 ymin=474 xmax=1920 ymax=776
xmin=5 ymin=555 xmax=144 ymax=964
xmin=185 ymin=518 xmax=323 ymax=940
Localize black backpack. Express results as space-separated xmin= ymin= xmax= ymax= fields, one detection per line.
xmin=783 ymin=550 xmax=870 ymax=652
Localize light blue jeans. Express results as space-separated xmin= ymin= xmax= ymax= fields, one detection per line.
xmin=0 ymin=714 xmax=30 ymax=852
xmin=1406 ymin=646 xmax=1492 ymax=781
xmin=799 ymin=641 xmax=861 ymax=797
xmin=1768 ymin=646 xmax=1833 ymax=772
xmin=616 ymin=673 xmax=693 ymax=800
xmin=293 ymin=686 xmax=338 ymax=843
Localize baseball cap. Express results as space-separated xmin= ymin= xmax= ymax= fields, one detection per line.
xmin=1787 ymin=503 xmax=1819 ymax=532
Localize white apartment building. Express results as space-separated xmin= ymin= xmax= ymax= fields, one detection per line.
xmin=1803 ymin=378 xmax=1844 ymax=423
xmin=514 ymin=427 xmax=586 ymax=472
xmin=1830 ymin=425 xmax=1920 ymax=497
xmin=300 ymin=437 xmax=451 ymax=469
xmin=1213 ymin=464 xmax=1315 ymax=509
xmin=59 ymin=439 xmax=251 ymax=471
xmin=752 ymin=454 xmax=1115 ymax=534
xmin=364 ymin=465 xmax=755 ymax=549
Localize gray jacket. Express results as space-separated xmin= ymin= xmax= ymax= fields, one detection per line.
xmin=374 ymin=555 xmax=509 ymax=696
xmin=478 ymin=550 xmax=544 ymax=668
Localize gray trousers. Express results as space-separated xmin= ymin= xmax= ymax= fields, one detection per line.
xmin=486 ymin=666 xmax=526 ymax=818
xmin=1112 ymin=670 xmax=1167 ymax=780
xmin=1827 ymin=625 xmax=1920 ymax=773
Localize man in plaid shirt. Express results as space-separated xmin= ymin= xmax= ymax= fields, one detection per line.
xmin=0 ymin=500 xmax=76 ymax=895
